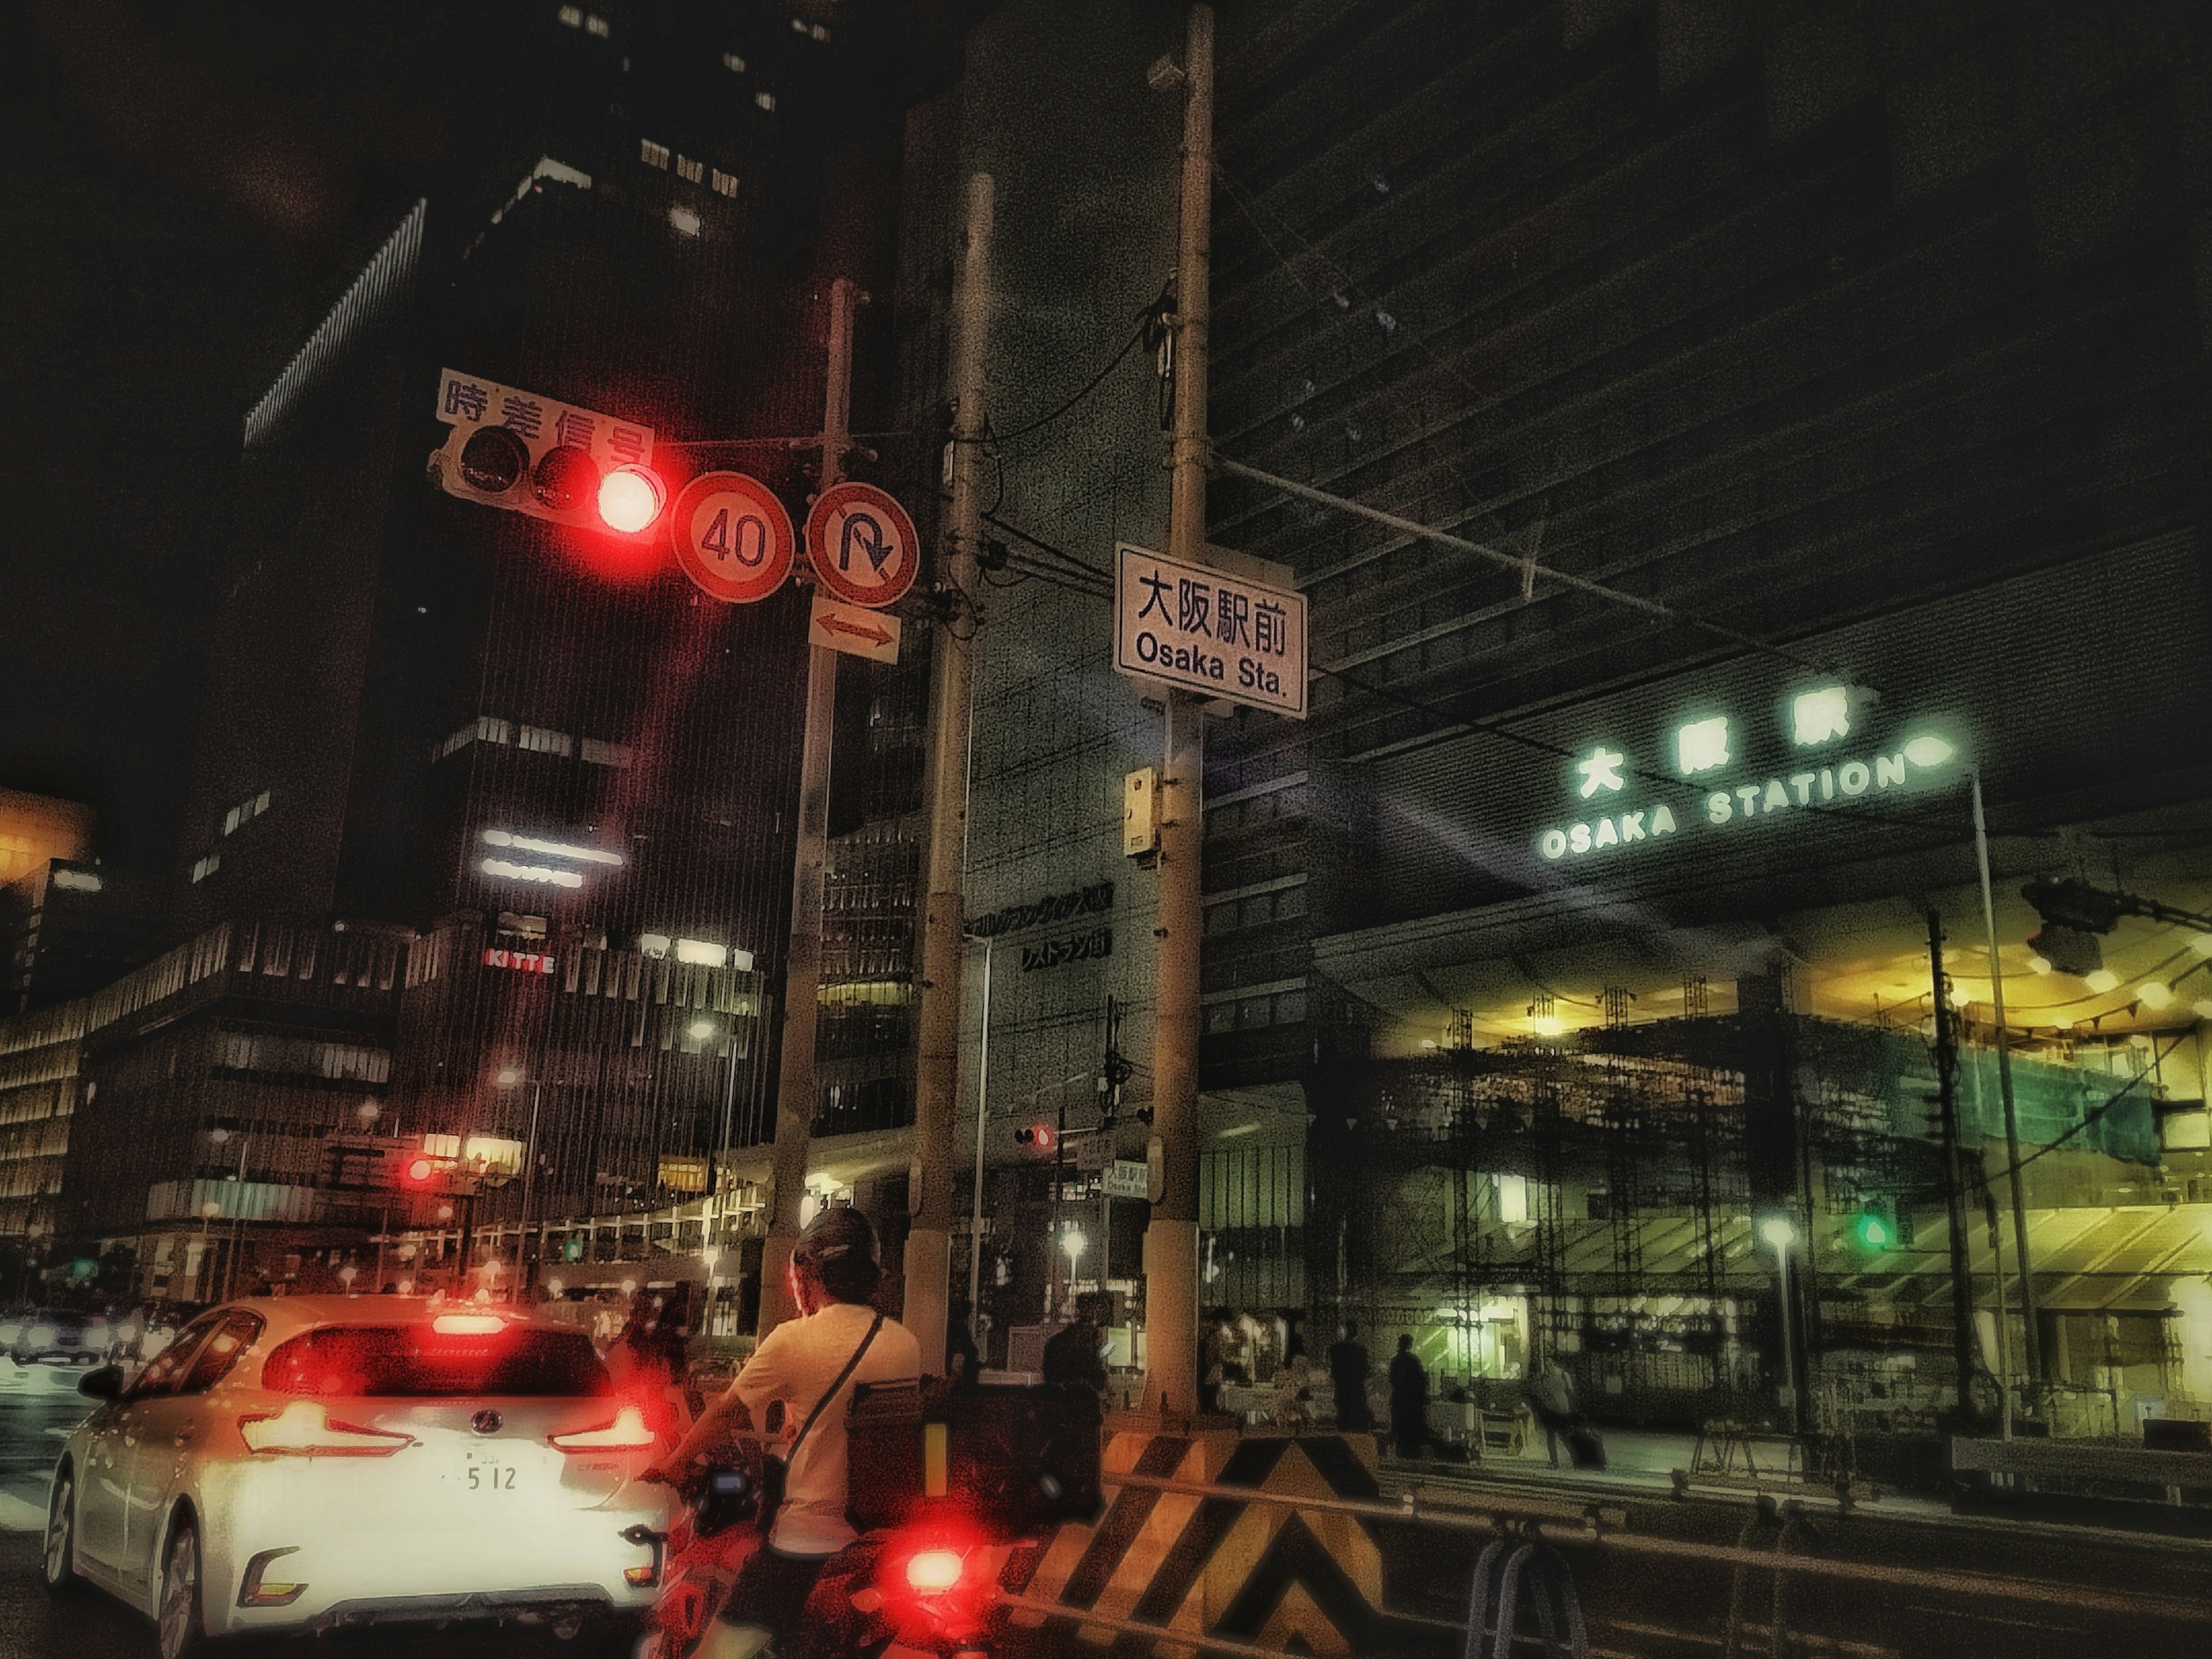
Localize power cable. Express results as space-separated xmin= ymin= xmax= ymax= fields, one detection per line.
xmin=990 ymin=318 xmax=1150 ymax=447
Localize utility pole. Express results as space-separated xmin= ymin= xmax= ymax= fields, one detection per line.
xmin=761 ymin=275 xmax=862 ymax=1335
xmin=1929 ymin=911 xmax=1981 ymax=1427
xmin=906 ymin=173 xmax=994 ymax=1376
xmin=1141 ymin=2 xmax=1214 ymax=1419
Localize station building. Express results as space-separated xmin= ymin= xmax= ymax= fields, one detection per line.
xmin=895 ymin=0 xmax=2212 ymax=1434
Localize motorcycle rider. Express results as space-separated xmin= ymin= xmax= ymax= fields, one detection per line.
xmin=647 ymin=1205 xmax=921 ymax=1659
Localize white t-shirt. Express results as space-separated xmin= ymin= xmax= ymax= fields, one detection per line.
xmin=732 ymin=1301 xmax=921 ymax=1555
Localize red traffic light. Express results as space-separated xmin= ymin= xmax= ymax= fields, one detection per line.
xmin=597 ymin=465 xmax=665 ymax=533
xmin=1016 ymin=1124 xmax=1057 ymax=1152
xmin=404 ymin=1155 xmax=436 ymax=1186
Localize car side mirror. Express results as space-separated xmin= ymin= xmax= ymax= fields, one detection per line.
xmin=78 ymin=1365 xmax=124 ymax=1400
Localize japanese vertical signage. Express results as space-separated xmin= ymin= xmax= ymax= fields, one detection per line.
xmin=1113 ymin=544 xmax=1308 ymax=718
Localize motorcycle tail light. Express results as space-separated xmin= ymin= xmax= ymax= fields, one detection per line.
xmin=904 ymin=1548 xmax=967 ymax=1593
xmin=238 ymin=1402 xmax=411 ymax=1456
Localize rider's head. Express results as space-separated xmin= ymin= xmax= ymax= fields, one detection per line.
xmin=789 ymin=1204 xmax=881 ymax=1313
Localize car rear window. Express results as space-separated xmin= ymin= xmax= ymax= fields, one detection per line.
xmin=260 ymin=1323 xmax=611 ymax=1397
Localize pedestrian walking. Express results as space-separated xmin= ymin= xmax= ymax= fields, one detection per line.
xmin=1328 ymin=1323 xmax=1373 ymax=1430
xmin=1388 ymin=1334 xmax=1428 ymax=1459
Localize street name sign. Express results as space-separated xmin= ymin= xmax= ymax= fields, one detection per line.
xmin=809 ymin=594 xmax=902 ymax=663
xmin=806 ymin=481 xmax=920 ymax=608
xmin=672 ymin=471 xmax=796 ymax=604
xmin=1113 ymin=543 xmax=1307 ymax=718
xmin=1103 ymin=1160 xmax=1149 ymax=1200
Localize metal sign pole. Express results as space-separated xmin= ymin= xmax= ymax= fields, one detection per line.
xmin=761 ymin=276 xmax=860 ymax=1336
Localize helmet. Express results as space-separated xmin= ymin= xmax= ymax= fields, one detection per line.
xmin=792 ymin=1205 xmax=881 ymax=1301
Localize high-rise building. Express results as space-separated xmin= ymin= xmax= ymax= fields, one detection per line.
xmin=53 ymin=0 xmax=963 ymax=1304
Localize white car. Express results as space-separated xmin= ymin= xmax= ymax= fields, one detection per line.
xmin=43 ymin=1296 xmax=672 ymax=1658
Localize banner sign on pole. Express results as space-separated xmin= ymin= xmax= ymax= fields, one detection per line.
xmin=1113 ymin=542 xmax=1308 ymax=718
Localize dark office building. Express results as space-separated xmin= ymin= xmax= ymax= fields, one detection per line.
xmin=54 ymin=0 xmax=964 ymax=1293
xmin=1188 ymin=0 xmax=2212 ymax=1431
xmin=908 ymin=0 xmax=2212 ymax=1425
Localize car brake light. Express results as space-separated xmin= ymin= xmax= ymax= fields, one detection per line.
xmin=238 ymin=1402 xmax=412 ymax=1456
xmin=430 ymin=1312 xmax=507 ymax=1335
xmin=905 ymin=1549 xmax=966 ymax=1593
xmin=550 ymin=1405 xmax=656 ymax=1453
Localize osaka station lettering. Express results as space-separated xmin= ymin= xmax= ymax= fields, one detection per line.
xmin=1537 ymin=699 xmax=1959 ymax=863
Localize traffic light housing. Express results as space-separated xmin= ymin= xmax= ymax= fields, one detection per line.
xmin=1016 ymin=1124 xmax=1058 ymax=1152
xmin=2022 ymin=877 xmax=2124 ymax=977
xmin=431 ymin=369 xmax=666 ymax=540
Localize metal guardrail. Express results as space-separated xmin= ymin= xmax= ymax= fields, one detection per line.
xmin=1949 ymin=1434 xmax=2212 ymax=1490
xmin=1091 ymin=1465 xmax=2212 ymax=1627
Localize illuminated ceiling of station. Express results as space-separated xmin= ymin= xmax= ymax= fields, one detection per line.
xmin=1342 ymin=846 xmax=2212 ymax=1066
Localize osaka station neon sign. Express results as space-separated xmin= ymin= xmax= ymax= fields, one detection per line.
xmin=1536 ymin=685 xmax=1959 ymax=863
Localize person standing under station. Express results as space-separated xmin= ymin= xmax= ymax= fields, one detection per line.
xmin=1042 ymin=1290 xmax=1111 ymax=1396
xmin=1329 ymin=1323 xmax=1373 ymax=1431
xmin=652 ymin=1207 xmax=921 ymax=1659
xmin=1388 ymin=1333 xmax=1429 ymax=1459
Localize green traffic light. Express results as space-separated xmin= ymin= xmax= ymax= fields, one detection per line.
xmin=1850 ymin=1210 xmax=1892 ymax=1251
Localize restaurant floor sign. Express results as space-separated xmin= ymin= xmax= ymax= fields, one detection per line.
xmin=1535 ymin=683 xmax=1960 ymax=864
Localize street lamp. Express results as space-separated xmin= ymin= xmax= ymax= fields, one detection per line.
xmin=1759 ymin=1214 xmax=1800 ymax=1429
xmin=1062 ymin=1226 xmax=1088 ymax=1280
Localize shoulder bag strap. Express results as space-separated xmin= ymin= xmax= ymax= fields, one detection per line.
xmin=785 ymin=1311 xmax=884 ymax=1463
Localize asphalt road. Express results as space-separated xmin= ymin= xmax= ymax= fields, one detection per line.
xmin=5 ymin=1359 xmax=2209 ymax=1659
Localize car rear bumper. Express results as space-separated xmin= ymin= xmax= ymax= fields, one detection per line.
xmin=306 ymin=1584 xmax=628 ymax=1631
xmin=207 ymin=1529 xmax=665 ymax=1637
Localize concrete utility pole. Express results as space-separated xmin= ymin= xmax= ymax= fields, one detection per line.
xmin=905 ymin=173 xmax=994 ymax=1377
xmin=1141 ymin=2 xmax=1214 ymax=1418
xmin=762 ymin=275 xmax=861 ymax=1335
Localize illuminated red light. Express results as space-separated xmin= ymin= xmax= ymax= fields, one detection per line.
xmin=550 ymin=1405 xmax=657 ymax=1453
xmin=597 ymin=465 xmax=665 ymax=533
xmin=904 ymin=1548 xmax=965 ymax=1593
xmin=238 ymin=1402 xmax=411 ymax=1456
xmin=406 ymin=1156 xmax=435 ymax=1184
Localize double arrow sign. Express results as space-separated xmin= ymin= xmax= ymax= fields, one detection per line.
xmin=808 ymin=594 xmax=903 ymax=663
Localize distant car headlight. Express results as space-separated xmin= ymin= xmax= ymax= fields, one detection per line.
xmin=26 ymin=1325 xmax=56 ymax=1348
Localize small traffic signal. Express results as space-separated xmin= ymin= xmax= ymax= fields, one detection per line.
xmin=1016 ymin=1124 xmax=1058 ymax=1152
xmin=1846 ymin=1202 xmax=1895 ymax=1253
xmin=432 ymin=370 xmax=666 ymax=540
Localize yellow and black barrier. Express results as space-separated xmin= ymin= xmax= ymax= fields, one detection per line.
xmin=1004 ymin=1421 xmax=1431 ymax=1656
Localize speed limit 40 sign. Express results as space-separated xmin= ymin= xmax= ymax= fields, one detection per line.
xmin=805 ymin=481 xmax=919 ymax=609
xmin=672 ymin=471 xmax=796 ymax=604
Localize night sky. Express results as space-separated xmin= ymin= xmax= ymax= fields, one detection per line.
xmin=1 ymin=1 xmax=482 ymax=873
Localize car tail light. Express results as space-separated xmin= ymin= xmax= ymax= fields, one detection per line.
xmin=905 ymin=1548 xmax=967 ymax=1593
xmin=550 ymin=1405 xmax=656 ymax=1453
xmin=430 ymin=1313 xmax=506 ymax=1336
xmin=238 ymin=1402 xmax=412 ymax=1457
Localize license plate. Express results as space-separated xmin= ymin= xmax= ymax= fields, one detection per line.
xmin=460 ymin=1456 xmax=528 ymax=1495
